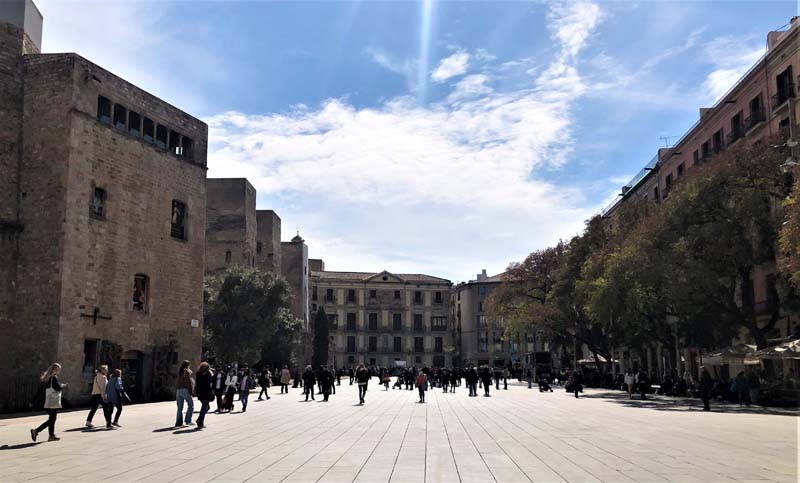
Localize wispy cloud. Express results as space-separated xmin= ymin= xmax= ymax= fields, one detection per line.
xmin=700 ymin=35 xmax=765 ymax=103
xmin=207 ymin=1 xmax=605 ymax=279
xmin=431 ymin=51 xmax=470 ymax=82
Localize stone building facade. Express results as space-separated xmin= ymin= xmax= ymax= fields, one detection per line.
xmin=453 ymin=270 xmax=550 ymax=371
xmin=205 ymin=179 xmax=308 ymax=329
xmin=310 ymin=270 xmax=453 ymax=369
xmin=0 ymin=0 xmax=207 ymax=411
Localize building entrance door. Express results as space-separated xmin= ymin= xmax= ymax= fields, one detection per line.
xmin=121 ymin=350 xmax=144 ymax=402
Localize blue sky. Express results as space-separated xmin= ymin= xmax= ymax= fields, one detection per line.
xmin=40 ymin=0 xmax=797 ymax=282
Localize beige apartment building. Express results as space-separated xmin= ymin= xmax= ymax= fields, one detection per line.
xmin=601 ymin=17 xmax=800 ymax=375
xmin=310 ymin=271 xmax=453 ymax=368
xmin=454 ymin=270 xmax=552 ymax=371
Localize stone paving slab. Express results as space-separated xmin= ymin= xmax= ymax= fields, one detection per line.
xmin=0 ymin=381 xmax=797 ymax=482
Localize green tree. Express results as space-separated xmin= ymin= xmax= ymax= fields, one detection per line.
xmin=204 ymin=265 xmax=298 ymax=364
xmin=312 ymin=307 xmax=330 ymax=368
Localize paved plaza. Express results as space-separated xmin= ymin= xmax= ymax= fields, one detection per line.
xmin=0 ymin=381 xmax=797 ymax=483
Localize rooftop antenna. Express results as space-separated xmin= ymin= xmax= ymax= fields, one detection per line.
xmin=659 ymin=135 xmax=679 ymax=148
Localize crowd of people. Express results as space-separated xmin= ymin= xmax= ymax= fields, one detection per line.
xmin=32 ymin=358 xmax=792 ymax=443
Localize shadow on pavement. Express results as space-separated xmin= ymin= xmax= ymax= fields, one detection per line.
xmin=582 ymin=391 xmax=798 ymax=416
xmin=173 ymin=428 xmax=201 ymax=434
xmin=152 ymin=426 xmax=178 ymax=433
xmin=0 ymin=442 xmax=42 ymax=450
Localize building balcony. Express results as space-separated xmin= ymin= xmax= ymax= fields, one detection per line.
xmin=744 ymin=108 xmax=766 ymax=132
xmin=771 ymin=83 xmax=795 ymax=111
xmin=726 ymin=128 xmax=743 ymax=146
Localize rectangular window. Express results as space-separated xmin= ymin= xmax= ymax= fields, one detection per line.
xmin=132 ymin=274 xmax=148 ymax=312
xmin=494 ymin=332 xmax=503 ymax=352
xmin=368 ymin=336 xmax=377 ymax=352
xmin=326 ymin=289 xmax=335 ymax=302
xmin=369 ymin=289 xmax=377 ymax=299
xmin=693 ymin=150 xmax=699 ymax=164
xmin=346 ymin=312 xmax=357 ymax=331
xmin=346 ymin=336 xmax=356 ymax=353
xmin=434 ymin=291 xmax=442 ymax=304
xmin=677 ymin=163 xmax=685 ymax=178
xmin=113 ymin=104 xmax=127 ymax=130
xmin=701 ymin=141 xmax=710 ymax=159
xmin=83 ymin=339 xmax=98 ymax=372
xmin=225 ymin=250 xmax=231 ymax=264
xmin=170 ymin=200 xmax=187 ymax=240
xmin=392 ymin=313 xmax=402 ymax=331
xmin=433 ymin=355 xmax=445 ymax=367
xmin=414 ymin=291 xmax=423 ymax=304
xmin=368 ymin=313 xmax=378 ymax=331
xmin=477 ymin=315 xmax=487 ymax=327
xmin=712 ymin=129 xmax=724 ymax=153
xmin=665 ymin=174 xmax=673 ymax=193
xmin=347 ymin=355 xmax=355 ymax=364
xmin=128 ymin=111 xmax=141 ymax=136
xmin=156 ymin=124 xmax=168 ymax=149
xmin=414 ymin=313 xmax=424 ymax=332
xmin=431 ymin=316 xmax=446 ymax=331
xmin=169 ymin=130 xmax=181 ymax=155
xmin=143 ymin=117 xmax=155 ymax=143
xmin=394 ymin=290 xmax=401 ymax=300
xmin=256 ymin=242 xmax=262 ymax=254
xmin=434 ymin=337 xmax=443 ymax=353
xmin=478 ymin=331 xmax=488 ymax=352
xmin=180 ymin=136 xmax=193 ymax=159
xmin=347 ymin=289 xmax=356 ymax=303
xmin=478 ymin=286 xmax=486 ymax=299
xmin=478 ymin=301 xmax=483 ymax=312
xmin=97 ymin=96 xmax=111 ymax=124
xmin=414 ymin=337 xmax=424 ymax=353
xmin=311 ymin=286 xmax=318 ymax=301
xmin=90 ymin=187 xmax=106 ymax=219
xmin=328 ymin=314 xmax=338 ymax=329
xmin=393 ymin=336 xmax=402 ymax=353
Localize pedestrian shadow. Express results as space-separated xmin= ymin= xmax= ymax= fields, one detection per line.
xmin=582 ymin=391 xmax=798 ymax=416
xmin=0 ymin=442 xmax=42 ymax=450
xmin=152 ymin=426 xmax=178 ymax=433
xmin=64 ymin=426 xmax=107 ymax=433
xmin=173 ymin=428 xmax=201 ymax=434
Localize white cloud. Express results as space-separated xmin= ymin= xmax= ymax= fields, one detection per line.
xmin=207 ymin=1 xmax=605 ymax=280
xmin=431 ymin=51 xmax=470 ymax=82
xmin=547 ymin=1 xmax=603 ymax=61
xmin=367 ymin=47 xmax=417 ymax=78
xmin=700 ymin=36 xmax=765 ymax=103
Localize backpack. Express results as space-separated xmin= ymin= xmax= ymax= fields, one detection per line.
xmin=416 ymin=373 xmax=427 ymax=387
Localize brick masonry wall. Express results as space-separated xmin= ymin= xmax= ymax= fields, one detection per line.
xmin=256 ymin=210 xmax=281 ymax=274
xmin=1 ymin=52 xmax=207 ymax=410
xmin=205 ymin=178 xmax=256 ymax=273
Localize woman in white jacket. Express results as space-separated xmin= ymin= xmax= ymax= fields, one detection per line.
xmin=624 ymin=370 xmax=635 ymax=399
xmin=85 ymin=365 xmax=109 ymax=428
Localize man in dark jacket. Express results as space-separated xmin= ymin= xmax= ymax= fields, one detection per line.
xmin=320 ymin=366 xmax=334 ymax=402
xmin=699 ymin=367 xmax=712 ymax=411
xmin=195 ymin=362 xmax=214 ymax=429
xmin=481 ymin=366 xmax=493 ymax=396
xmin=302 ymin=366 xmax=316 ymax=401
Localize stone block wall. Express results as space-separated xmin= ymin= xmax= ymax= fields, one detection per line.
xmin=256 ymin=210 xmax=281 ymax=275
xmin=206 ymin=178 xmax=257 ymax=273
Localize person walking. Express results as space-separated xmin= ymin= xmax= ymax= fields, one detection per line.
xmin=481 ymin=366 xmax=493 ymax=397
xmin=195 ymin=362 xmax=214 ymax=429
xmin=320 ymin=366 xmax=334 ymax=402
xmin=450 ymin=369 xmax=457 ymax=393
xmin=466 ymin=366 xmax=478 ymax=397
xmin=223 ymin=368 xmax=238 ymax=412
xmin=105 ymin=369 xmax=126 ymax=428
xmin=699 ymin=366 xmax=712 ymax=411
xmin=280 ymin=365 xmax=291 ymax=394
xmin=416 ymin=369 xmax=428 ymax=403
xmin=356 ymin=364 xmax=370 ymax=405
xmin=175 ymin=360 xmax=195 ymax=428
xmin=637 ymin=369 xmax=650 ymax=400
xmin=85 ymin=365 xmax=109 ymax=428
xmin=257 ymin=367 xmax=271 ymax=401
xmin=624 ymin=369 xmax=635 ymax=399
xmin=746 ymin=370 xmax=760 ymax=406
xmin=214 ymin=366 xmax=226 ymax=412
xmin=734 ymin=371 xmax=749 ymax=407
xmin=238 ymin=367 xmax=253 ymax=412
xmin=303 ymin=366 xmax=316 ymax=401
xmin=31 ymin=363 xmax=66 ymax=442
xmin=502 ymin=367 xmax=510 ymax=390
xmin=441 ymin=369 xmax=450 ymax=393
xmin=571 ymin=370 xmax=582 ymax=399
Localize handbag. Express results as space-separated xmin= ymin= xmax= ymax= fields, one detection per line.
xmin=44 ymin=377 xmax=61 ymax=409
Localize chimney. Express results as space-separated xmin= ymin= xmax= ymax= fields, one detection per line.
xmin=477 ymin=269 xmax=488 ymax=282
xmin=0 ymin=0 xmax=43 ymax=53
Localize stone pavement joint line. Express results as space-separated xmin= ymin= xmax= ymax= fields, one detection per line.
xmin=0 ymin=383 xmax=797 ymax=483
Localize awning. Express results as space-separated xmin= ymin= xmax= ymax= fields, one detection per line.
xmin=703 ymin=344 xmax=757 ymax=365
xmin=754 ymin=339 xmax=800 ymax=360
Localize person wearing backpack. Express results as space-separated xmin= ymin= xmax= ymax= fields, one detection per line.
xmin=355 ymin=364 xmax=370 ymax=405
xmin=416 ymin=369 xmax=429 ymax=403
xmin=31 ymin=363 xmax=66 ymax=442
